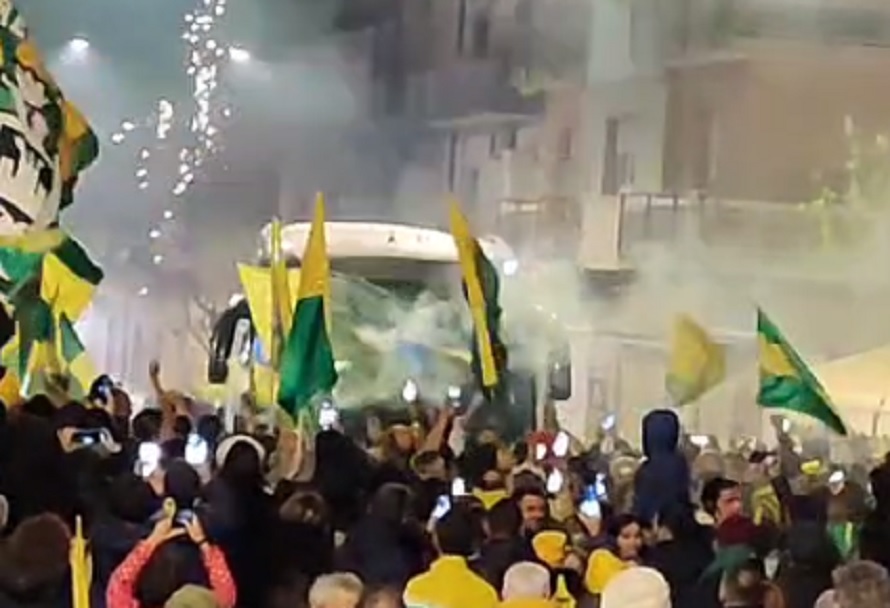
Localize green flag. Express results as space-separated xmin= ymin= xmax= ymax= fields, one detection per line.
xmin=278 ymin=194 xmax=337 ymax=419
xmin=757 ymin=309 xmax=847 ymax=435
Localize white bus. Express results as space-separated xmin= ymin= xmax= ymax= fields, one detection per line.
xmin=209 ymin=221 xmax=566 ymax=437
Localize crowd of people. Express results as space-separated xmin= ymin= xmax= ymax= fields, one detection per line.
xmin=2 ymin=366 xmax=890 ymax=608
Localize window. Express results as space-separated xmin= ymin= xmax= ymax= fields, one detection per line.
xmin=471 ymin=13 xmax=491 ymax=58
xmin=504 ymin=127 xmax=517 ymax=150
xmin=489 ymin=128 xmax=518 ymax=158
xmin=456 ymin=0 xmax=467 ymax=53
xmin=447 ymin=132 xmax=459 ymax=190
xmin=601 ymin=118 xmax=620 ymax=195
xmin=465 ymin=168 xmax=481 ymax=205
xmin=515 ymin=0 xmax=532 ymax=27
xmin=629 ymin=0 xmax=642 ymax=66
xmin=557 ymin=128 xmax=573 ymax=160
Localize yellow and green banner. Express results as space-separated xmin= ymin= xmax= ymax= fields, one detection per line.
xmin=277 ymin=193 xmax=338 ymax=419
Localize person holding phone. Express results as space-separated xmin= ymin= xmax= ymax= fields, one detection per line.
xmin=106 ymin=511 xmax=236 ymax=608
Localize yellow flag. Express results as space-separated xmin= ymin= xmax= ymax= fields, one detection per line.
xmin=269 ymin=218 xmax=293 ymax=370
xmin=665 ymin=314 xmax=726 ymax=406
xmin=448 ymin=199 xmax=498 ymax=387
xmin=237 ymin=264 xmax=301 ymax=363
xmin=297 ymin=192 xmax=333 ymax=331
xmin=0 ymin=366 xmax=21 ymax=407
xmin=70 ymin=515 xmax=91 ymax=608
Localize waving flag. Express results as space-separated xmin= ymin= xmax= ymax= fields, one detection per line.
xmin=758 ymin=309 xmax=847 ymax=435
xmin=666 ymin=314 xmax=726 ymax=406
xmin=0 ymin=1 xmax=101 ymax=361
xmin=57 ymin=313 xmax=96 ymax=397
xmin=278 ymin=193 xmax=338 ymax=419
xmin=449 ymin=199 xmax=503 ymax=389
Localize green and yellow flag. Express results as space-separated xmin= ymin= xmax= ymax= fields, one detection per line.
xmin=666 ymin=314 xmax=726 ymax=406
xmin=449 ymin=199 xmax=502 ymax=389
xmin=277 ymin=193 xmax=337 ymax=419
xmin=57 ymin=313 xmax=97 ymax=397
xmin=40 ymin=237 xmax=104 ymax=322
xmin=757 ymin=308 xmax=847 ymax=435
xmin=0 ymin=6 xmax=99 ymax=299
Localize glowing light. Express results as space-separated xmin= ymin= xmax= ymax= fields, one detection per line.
xmin=139 ymin=148 xmax=151 ymax=160
xmin=173 ymin=182 xmax=188 ymax=196
xmin=228 ymin=46 xmax=250 ymax=63
xmin=135 ymin=168 xmax=148 ymax=178
xmin=138 ymin=286 xmax=149 ymax=297
xmin=152 ymin=254 xmax=164 ymax=265
xmin=502 ymin=258 xmax=519 ymax=276
xmin=121 ymin=120 xmax=135 ymax=132
xmin=163 ymin=209 xmax=174 ymax=220
xmin=138 ymin=181 xmax=149 ymax=190
xmin=110 ymin=132 xmax=125 ymax=144
xmin=148 ymin=228 xmax=161 ymax=239
xmin=68 ymin=37 xmax=90 ymax=53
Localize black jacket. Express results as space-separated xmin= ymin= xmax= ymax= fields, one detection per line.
xmin=647 ymin=535 xmax=714 ymax=608
xmin=471 ymin=537 xmax=530 ymax=591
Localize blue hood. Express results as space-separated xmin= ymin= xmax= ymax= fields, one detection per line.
xmin=642 ymin=409 xmax=680 ymax=458
xmin=633 ymin=409 xmax=691 ymax=523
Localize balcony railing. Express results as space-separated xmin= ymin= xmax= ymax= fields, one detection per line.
xmin=403 ymin=59 xmax=543 ymax=123
xmin=614 ymin=192 xmax=890 ymax=282
xmin=679 ymin=0 xmax=890 ymax=56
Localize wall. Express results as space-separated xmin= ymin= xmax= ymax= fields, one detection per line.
xmin=665 ymin=40 xmax=890 ymax=202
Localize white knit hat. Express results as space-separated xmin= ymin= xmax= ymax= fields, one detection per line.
xmin=214 ymin=434 xmax=266 ymax=468
xmin=502 ymin=562 xmax=551 ymax=600
xmin=601 ymin=567 xmax=671 ymax=608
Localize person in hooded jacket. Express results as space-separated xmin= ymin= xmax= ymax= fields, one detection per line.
xmin=632 ymin=410 xmax=692 ymax=525
xmin=773 ymin=521 xmax=839 ymax=608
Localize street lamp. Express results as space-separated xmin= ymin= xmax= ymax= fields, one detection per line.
xmin=68 ymin=37 xmax=90 ymax=53
xmin=228 ymin=46 xmax=250 ymax=63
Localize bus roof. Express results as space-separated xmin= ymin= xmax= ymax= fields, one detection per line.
xmin=261 ymin=220 xmax=514 ymax=263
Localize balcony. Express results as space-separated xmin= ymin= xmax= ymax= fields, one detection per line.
xmin=676 ymin=0 xmax=890 ymax=62
xmin=613 ymin=192 xmax=890 ymax=283
xmin=403 ymin=59 xmax=543 ymax=126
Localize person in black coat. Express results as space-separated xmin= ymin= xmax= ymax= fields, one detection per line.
xmin=773 ymin=522 xmax=839 ymax=608
xmin=472 ymin=498 xmax=530 ymax=590
xmin=336 ymin=483 xmax=429 ymax=588
xmin=646 ymin=504 xmax=714 ymax=608
xmin=859 ymin=463 xmax=890 ymax=572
